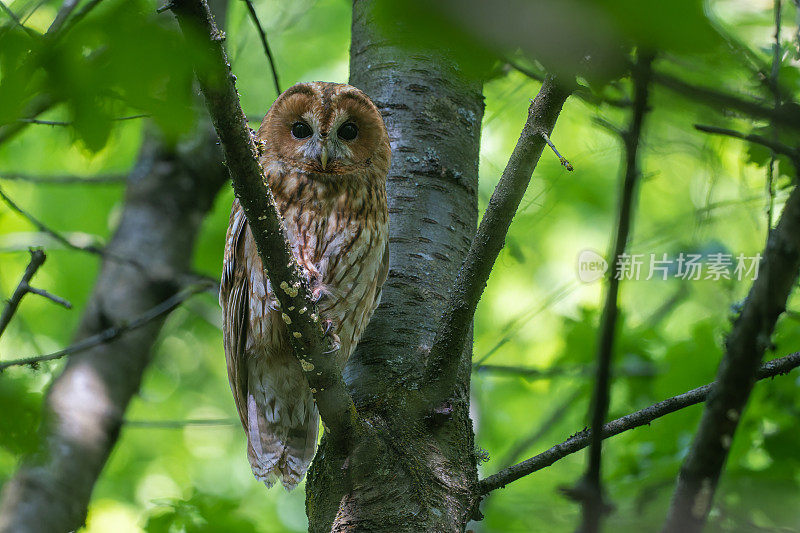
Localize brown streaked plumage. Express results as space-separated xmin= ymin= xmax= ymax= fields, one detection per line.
xmin=220 ymin=82 xmax=390 ymax=489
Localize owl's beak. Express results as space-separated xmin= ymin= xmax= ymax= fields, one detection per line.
xmin=319 ymin=145 xmax=329 ymax=170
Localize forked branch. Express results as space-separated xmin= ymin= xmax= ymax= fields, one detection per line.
xmin=169 ymin=0 xmax=359 ymax=438
xmin=0 ymin=249 xmax=71 ymax=339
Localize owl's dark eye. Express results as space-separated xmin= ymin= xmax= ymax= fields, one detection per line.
xmin=337 ymin=122 xmax=358 ymax=141
xmin=291 ymin=121 xmax=312 ymax=139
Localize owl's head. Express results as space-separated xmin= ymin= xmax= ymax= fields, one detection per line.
xmin=258 ymin=82 xmax=390 ymax=179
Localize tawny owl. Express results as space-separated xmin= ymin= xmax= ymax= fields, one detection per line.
xmin=219 ymin=82 xmax=390 ymax=490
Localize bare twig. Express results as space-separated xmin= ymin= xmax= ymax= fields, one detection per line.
xmin=17 ymin=114 xmax=150 ymax=126
xmin=0 ymin=249 xmax=46 ymax=338
xmin=477 ymin=351 xmax=800 ymax=495
xmin=124 ymin=418 xmax=237 ymax=428
xmin=652 ymin=70 xmax=800 ymax=132
xmin=473 ymin=363 xmax=657 ymax=380
xmin=573 ymin=52 xmax=653 ymax=533
xmin=170 ymin=0 xmax=358 ymax=438
xmin=421 ymin=74 xmax=574 ymax=408
xmin=662 ymin=193 xmax=800 ymax=529
xmin=242 ymin=0 xmax=281 ymax=95
xmin=23 ymin=285 xmax=72 ymax=309
xmin=694 ymin=124 xmax=800 ymax=165
xmin=47 ymin=0 xmax=78 ymax=33
xmin=0 ymin=282 xmax=210 ymax=371
xmin=541 ymin=131 xmax=573 ymax=171
xmin=0 ymin=185 xmax=152 ymax=273
xmin=0 ymin=186 xmax=101 ymax=253
xmin=0 ymin=173 xmax=126 ymax=185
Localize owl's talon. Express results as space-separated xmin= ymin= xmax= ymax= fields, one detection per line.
xmin=321 ymin=319 xmax=340 ymax=354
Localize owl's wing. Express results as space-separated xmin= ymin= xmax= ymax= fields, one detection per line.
xmin=220 ymin=199 xmax=250 ymax=429
xmin=372 ymin=238 xmax=389 ymax=312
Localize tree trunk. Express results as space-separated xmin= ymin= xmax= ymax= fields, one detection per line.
xmin=304 ymin=1 xmax=485 ymax=531
xmin=0 ymin=128 xmax=227 ymax=533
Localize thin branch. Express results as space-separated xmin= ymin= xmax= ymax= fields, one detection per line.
xmin=23 ymin=285 xmax=72 ymax=309
xmin=242 ymin=0 xmax=281 ymax=95
xmin=170 ymin=0 xmax=358 ymax=438
xmin=55 ymin=0 xmax=103 ymax=38
xmin=46 ymin=0 xmax=78 ymax=34
xmin=767 ymin=0 xmax=782 ymax=249
xmin=0 ymin=282 xmax=210 ymax=371
xmin=477 ymin=351 xmax=800 ymax=495
xmin=124 ymin=418 xmax=237 ymax=428
xmin=0 ymin=0 xmax=39 ymax=38
xmin=0 ymin=249 xmax=46 ymax=338
xmin=16 ymin=114 xmax=150 ymax=126
xmin=0 ymin=185 xmax=152 ymax=273
xmin=0 ymin=0 xmax=44 ymax=37
xmin=421 ymin=74 xmax=574 ymax=407
xmin=507 ymin=60 xmax=630 ymax=108
xmin=0 ymin=185 xmax=104 ymax=254
xmin=0 ymin=95 xmax=55 ymax=147
xmin=651 ymin=70 xmax=800 ymax=132
xmin=541 ymin=131 xmax=573 ymax=171
xmin=575 ymin=52 xmax=653 ymax=533
xmin=661 ymin=193 xmax=800 ymax=528
xmin=694 ymin=124 xmax=800 ymax=165
xmin=473 ymin=363 xmax=657 ymax=379
xmin=0 ymin=173 xmax=126 ymax=185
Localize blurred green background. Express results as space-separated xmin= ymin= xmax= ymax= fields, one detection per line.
xmin=1 ymin=0 xmax=799 ymax=531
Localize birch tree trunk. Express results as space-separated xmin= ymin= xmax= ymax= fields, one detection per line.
xmin=304 ymin=1 xmax=485 ymax=530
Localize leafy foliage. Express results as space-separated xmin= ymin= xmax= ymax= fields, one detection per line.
xmin=1 ymin=0 xmax=799 ymax=531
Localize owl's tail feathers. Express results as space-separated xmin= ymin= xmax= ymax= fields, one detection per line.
xmin=244 ymin=366 xmax=320 ymax=491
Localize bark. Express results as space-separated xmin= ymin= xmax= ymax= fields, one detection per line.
xmin=0 ymin=127 xmax=226 ymax=533
xmin=302 ymin=2 xmax=484 ymax=531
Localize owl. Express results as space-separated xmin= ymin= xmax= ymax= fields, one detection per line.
xmin=219 ymin=82 xmax=390 ymax=490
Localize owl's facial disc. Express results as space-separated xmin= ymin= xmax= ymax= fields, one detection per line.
xmin=258 ymin=82 xmax=389 ymax=180
xmin=293 ymin=113 xmax=358 ymax=175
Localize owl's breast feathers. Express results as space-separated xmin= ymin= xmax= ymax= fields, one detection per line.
xmin=224 ymin=160 xmax=388 ymax=366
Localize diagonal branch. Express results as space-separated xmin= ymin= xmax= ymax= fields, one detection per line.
xmin=421 ymin=74 xmax=574 ymax=406
xmin=478 ymin=351 xmax=800 ymax=495
xmin=0 ymin=173 xmax=126 ymax=185
xmin=575 ymin=52 xmax=653 ymax=533
xmin=661 ymin=186 xmax=800 ymax=528
xmin=694 ymin=124 xmax=800 ymax=165
xmin=651 ymin=70 xmax=800 ymax=132
xmin=0 ymin=282 xmax=210 ymax=371
xmin=169 ymin=0 xmax=358 ymax=438
xmin=0 ymin=0 xmax=39 ymax=38
xmin=242 ymin=0 xmax=281 ymax=95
